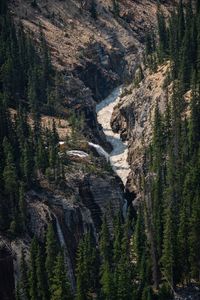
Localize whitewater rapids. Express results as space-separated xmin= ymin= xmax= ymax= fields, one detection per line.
xmin=96 ymin=87 xmax=131 ymax=186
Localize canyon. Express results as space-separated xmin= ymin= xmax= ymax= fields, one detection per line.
xmin=0 ymin=0 xmax=187 ymax=299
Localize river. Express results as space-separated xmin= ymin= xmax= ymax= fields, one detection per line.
xmin=96 ymin=87 xmax=131 ymax=186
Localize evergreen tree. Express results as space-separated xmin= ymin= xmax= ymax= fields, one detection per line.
xmin=20 ymin=249 xmax=29 ymax=300
xmin=100 ymin=261 xmax=114 ymax=300
xmin=18 ymin=182 xmax=27 ymax=232
xmin=50 ymin=251 xmax=72 ymax=300
xmin=36 ymin=245 xmax=48 ymax=300
xmin=189 ymin=194 xmax=200 ymax=280
xmin=3 ymin=137 xmax=18 ymax=217
xmin=161 ymin=205 xmax=174 ymax=288
xmin=99 ymin=215 xmax=111 ymax=264
xmin=76 ymin=233 xmax=98 ymax=300
xmin=45 ymin=223 xmax=58 ymax=286
xmin=177 ymin=0 xmax=185 ymax=48
xmin=157 ymin=8 xmax=168 ymax=61
xmin=29 ymin=237 xmax=39 ymax=300
xmin=115 ymin=221 xmax=132 ymax=300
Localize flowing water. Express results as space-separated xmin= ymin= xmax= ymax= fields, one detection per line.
xmin=96 ymin=87 xmax=131 ymax=186
xmin=88 ymin=142 xmax=110 ymax=162
xmin=54 ymin=215 xmax=76 ymax=291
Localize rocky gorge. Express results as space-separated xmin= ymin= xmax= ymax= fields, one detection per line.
xmin=0 ymin=0 xmax=178 ymax=299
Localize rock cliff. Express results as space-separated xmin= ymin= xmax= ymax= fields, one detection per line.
xmin=10 ymin=0 xmax=172 ymax=145
xmin=111 ymin=63 xmax=170 ymax=202
xmin=1 ymin=0 xmax=175 ymax=297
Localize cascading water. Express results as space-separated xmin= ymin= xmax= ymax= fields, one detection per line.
xmin=96 ymin=87 xmax=131 ymax=186
xmin=87 ymin=86 xmax=131 ymax=218
xmin=88 ymin=142 xmax=110 ymax=162
xmin=54 ymin=215 xmax=76 ymax=292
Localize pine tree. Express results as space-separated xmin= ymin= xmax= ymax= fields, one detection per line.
xmin=157 ymin=8 xmax=168 ymax=61
xmin=3 ymin=137 xmax=18 ymax=217
xmin=113 ymin=214 xmax=123 ymax=265
xmin=134 ymin=205 xmax=146 ymax=272
xmin=76 ymin=233 xmax=98 ymax=300
xmin=19 ymin=182 xmax=27 ymax=232
xmin=177 ymin=0 xmax=185 ymax=49
xmin=50 ymin=251 xmax=72 ymax=300
xmin=20 ymin=249 xmax=29 ymax=300
xmin=100 ymin=260 xmax=114 ymax=300
xmin=99 ymin=216 xmax=114 ymax=300
xmin=45 ymin=223 xmax=58 ymax=286
xmin=28 ymin=69 xmax=38 ymax=114
xmin=29 ymin=237 xmax=39 ymax=300
xmin=99 ymin=215 xmax=111 ymax=264
xmin=115 ymin=221 xmax=132 ymax=300
xmin=189 ymin=194 xmax=200 ymax=280
xmin=177 ymin=200 xmax=190 ymax=284
xmin=36 ymin=245 xmax=48 ymax=300
xmin=76 ymin=240 xmax=87 ymax=300
xmin=161 ymin=205 xmax=174 ymax=288
xmin=21 ymin=142 xmax=33 ymax=186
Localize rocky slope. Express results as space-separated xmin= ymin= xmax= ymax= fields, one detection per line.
xmin=1 ymin=0 xmax=175 ymax=298
xmin=10 ymin=0 xmax=172 ymax=146
xmin=111 ymin=62 xmax=171 ymax=201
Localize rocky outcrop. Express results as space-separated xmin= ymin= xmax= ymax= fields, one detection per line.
xmin=0 ymin=169 xmax=125 ymax=296
xmin=10 ymin=0 xmax=172 ymax=148
xmin=1 ymin=1 xmax=175 ymax=298
xmin=111 ymin=63 xmax=170 ymax=201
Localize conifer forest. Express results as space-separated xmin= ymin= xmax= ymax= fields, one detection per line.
xmin=0 ymin=0 xmax=200 ymax=299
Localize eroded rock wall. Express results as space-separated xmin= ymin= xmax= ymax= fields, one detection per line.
xmin=111 ymin=63 xmax=170 ymax=201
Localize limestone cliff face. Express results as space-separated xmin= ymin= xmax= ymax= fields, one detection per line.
xmin=111 ymin=63 xmax=170 ymax=202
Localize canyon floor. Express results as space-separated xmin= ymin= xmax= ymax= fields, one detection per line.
xmin=96 ymin=87 xmax=131 ymax=186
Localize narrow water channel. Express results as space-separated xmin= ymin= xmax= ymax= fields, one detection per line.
xmin=96 ymin=87 xmax=131 ymax=186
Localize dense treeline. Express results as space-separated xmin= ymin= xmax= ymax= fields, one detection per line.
xmin=141 ymin=0 xmax=200 ymax=296
xmin=17 ymin=223 xmax=72 ymax=300
xmin=17 ymin=215 xmax=135 ymax=300
xmin=146 ymin=0 xmax=200 ymax=88
xmin=0 ymin=0 xmax=64 ymax=114
xmin=83 ymin=0 xmax=200 ymax=298
xmin=0 ymin=99 xmax=65 ymax=234
xmin=2 ymin=0 xmax=200 ymax=299
xmin=0 ymin=0 xmax=66 ymax=234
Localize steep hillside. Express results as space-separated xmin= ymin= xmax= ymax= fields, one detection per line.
xmin=0 ymin=0 xmax=184 ymax=299
xmin=111 ymin=62 xmax=171 ymax=198
xmin=10 ymin=0 xmax=172 ymax=145
xmin=110 ymin=1 xmax=200 ymax=298
xmin=11 ymin=0 xmax=171 ymax=76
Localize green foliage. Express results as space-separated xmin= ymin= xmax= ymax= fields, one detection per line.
xmin=19 ymin=249 xmax=29 ymax=300
xmin=45 ymin=223 xmax=59 ymax=285
xmin=50 ymin=251 xmax=72 ymax=300
xmin=76 ymin=233 xmax=98 ymax=300
xmin=29 ymin=238 xmax=39 ymax=300
xmin=18 ymin=228 xmax=71 ymax=300
xmin=140 ymin=2 xmax=200 ymax=292
xmin=156 ymin=0 xmax=200 ymax=91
